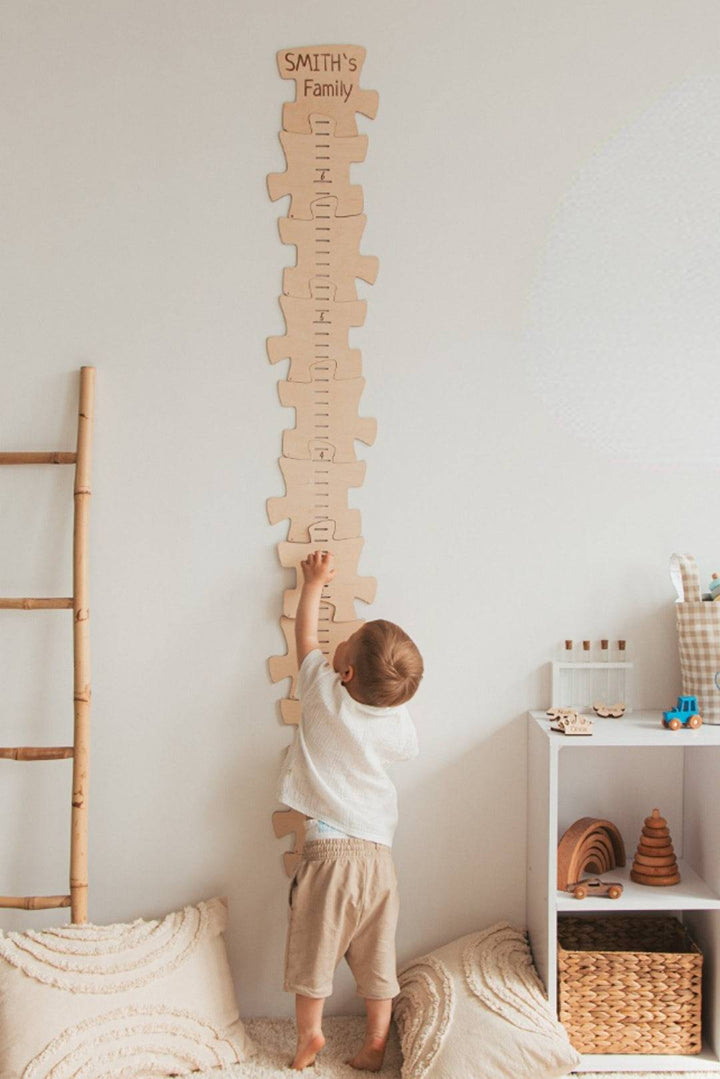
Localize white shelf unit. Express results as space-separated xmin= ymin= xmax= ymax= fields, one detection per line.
xmin=526 ymin=710 xmax=720 ymax=1073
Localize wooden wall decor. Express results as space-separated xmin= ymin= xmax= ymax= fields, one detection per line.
xmin=267 ymin=283 xmax=366 ymax=381
xmin=267 ymin=46 xmax=378 ymax=873
xmin=278 ymin=524 xmax=376 ymax=621
xmin=557 ymin=817 xmax=626 ymax=890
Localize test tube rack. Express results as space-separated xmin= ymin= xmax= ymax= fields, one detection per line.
xmin=551 ymin=660 xmax=634 ymax=713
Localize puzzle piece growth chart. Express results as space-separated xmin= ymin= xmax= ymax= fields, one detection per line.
xmin=267 ymin=46 xmax=379 ymax=875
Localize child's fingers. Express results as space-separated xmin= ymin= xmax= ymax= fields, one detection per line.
xmin=300 ymin=550 xmax=335 ymax=581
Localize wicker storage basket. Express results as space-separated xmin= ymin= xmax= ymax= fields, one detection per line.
xmin=557 ymin=915 xmax=702 ymax=1055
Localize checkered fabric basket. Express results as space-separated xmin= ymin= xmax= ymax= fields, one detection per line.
xmin=670 ymin=553 xmax=720 ymax=725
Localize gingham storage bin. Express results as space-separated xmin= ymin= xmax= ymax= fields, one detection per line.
xmin=557 ymin=915 xmax=702 ymax=1055
xmin=670 ymin=553 xmax=720 ymax=725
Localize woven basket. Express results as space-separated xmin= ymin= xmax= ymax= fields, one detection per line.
xmin=557 ymin=915 xmax=702 ymax=1055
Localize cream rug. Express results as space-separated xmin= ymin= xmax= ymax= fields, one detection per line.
xmin=190 ymin=1016 xmax=710 ymax=1078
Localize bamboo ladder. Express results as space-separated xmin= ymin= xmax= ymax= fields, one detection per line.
xmin=0 ymin=367 xmax=95 ymax=924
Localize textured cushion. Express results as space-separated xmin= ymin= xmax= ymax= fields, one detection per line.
xmin=394 ymin=922 xmax=580 ymax=1079
xmin=0 ymin=897 xmax=255 ymax=1079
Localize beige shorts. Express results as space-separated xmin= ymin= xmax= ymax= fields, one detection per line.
xmin=284 ymin=838 xmax=400 ymax=1000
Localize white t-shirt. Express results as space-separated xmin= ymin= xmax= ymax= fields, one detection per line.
xmin=277 ymin=649 xmax=419 ymax=847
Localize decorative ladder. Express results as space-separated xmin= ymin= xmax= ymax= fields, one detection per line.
xmin=0 ymin=366 xmax=95 ymax=924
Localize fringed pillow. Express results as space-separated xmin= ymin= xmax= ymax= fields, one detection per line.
xmin=0 ymin=896 xmax=255 ymax=1079
xmin=394 ymin=922 xmax=579 ymax=1079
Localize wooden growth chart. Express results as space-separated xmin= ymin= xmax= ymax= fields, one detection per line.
xmin=267 ymin=46 xmax=378 ymax=874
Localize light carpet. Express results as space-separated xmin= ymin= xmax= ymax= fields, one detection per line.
xmin=190 ymin=1016 xmax=710 ymax=1078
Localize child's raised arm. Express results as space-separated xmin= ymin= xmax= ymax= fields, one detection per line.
xmin=295 ymin=550 xmax=336 ymax=665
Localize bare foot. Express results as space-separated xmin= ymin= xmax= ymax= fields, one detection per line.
xmin=291 ymin=1031 xmax=325 ymax=1069
xmin=347 ymin=1036 xmax=387 ymax=1072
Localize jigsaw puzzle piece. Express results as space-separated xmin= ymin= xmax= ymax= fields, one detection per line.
xmin=268 ymin=607 xmax=364 ymax=696
xmin=279 ymin=361 xmax=376 ymax=462
xmin=279 ymin=197 xmax=379 ymax=302
xmin=279 ymin=521 xmax=376 ymax=622
xmin=277 ymin=46 xmax=379 ymax=136
xmin=267 ymin=450 xmax=365 ymax=541
xmin=268 ymin=617 xmax=299 ymax=695
xmin=272 ymin=808 xmax=306 ymax=877
xmin=280 ymin=698 xmax=302 ymax=726
xmin=268 ymin=117 xmax=367 ymax=219
xmin=267 ymin=280 xmax=366 ymax=382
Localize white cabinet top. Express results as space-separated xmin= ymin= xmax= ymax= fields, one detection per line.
xmin=530 ymin=710 xmax=720 ymax=748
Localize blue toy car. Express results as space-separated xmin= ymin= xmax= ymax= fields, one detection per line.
xmin=662 ymin=695 xmax=703 ymax=730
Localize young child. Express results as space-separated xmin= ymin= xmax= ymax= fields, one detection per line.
xmin=277 ymin=550 xmax=423 ymax=1071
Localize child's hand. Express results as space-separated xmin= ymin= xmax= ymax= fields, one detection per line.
xmin=301 ymin=550 xmax=336 ymax=587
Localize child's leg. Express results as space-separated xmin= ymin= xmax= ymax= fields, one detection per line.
xmin=345 ymin=845 xmax=400 ymax=1070
xmin=292 ymin=994 xmax=326 ymax=1069
xmin=348 ymin=997 xmax=393 ymax=1072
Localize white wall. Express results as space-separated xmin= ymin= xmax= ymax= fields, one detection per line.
xmin=1 ymin=0 xmax=719 ymax=1017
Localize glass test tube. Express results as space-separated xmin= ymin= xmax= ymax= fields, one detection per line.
xmin=563 ymin=640 xmax=573 ymax=708
xmin=582 ymin=640 xmax=591 ymax=708
xmin=617 ymin=640 xmax=627 ymax=705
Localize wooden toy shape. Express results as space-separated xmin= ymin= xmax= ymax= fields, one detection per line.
xmin=279 ymin=197 xmax=379 ymax=302
xmin=549 ymin=712 xmax=594 ymax=736
xmin=557 ymin=817 xmax=626 ymax=890
xmin=630 ymin=808 xmax=681 ymax=886
xmin=279 ymin=361 xmax=377 ymax=462
xmin=267 ymin=449 xmax=365 ymax=541
xmin=566 ymin=877 xmax=623 ymax=900
xmin=267 ymin=280 xmax=366 ymax=382
xmin=279 ymin=521 xmax=376 ymax=621
xmin=272 ymin=808 xmax=307 ymax=877
xmin=277 ymin=46 xmax=379 ymax=136
xmin=593 ymin=702 xmax=626 ymax=718
xmin=662 ymin=695 xmax=703 ymax=730
xmin=268 ymin=607 xmax=364 ymax=697
xmin=268 ymin=117 xmax=367 ymax=219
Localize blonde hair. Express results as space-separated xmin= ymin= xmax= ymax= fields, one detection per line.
xmin=354 ymin=620 xmax=424 ymax=707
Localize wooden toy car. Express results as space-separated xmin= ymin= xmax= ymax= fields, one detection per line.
xmin=662 ymin=695 xmax=703 ymax=730
xmin=566 ymin=876 xmax=623 ymax=900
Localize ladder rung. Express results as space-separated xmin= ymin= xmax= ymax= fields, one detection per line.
xmin=0 ymin=747 xmax=74 ymax=760
xmin=0 ymin=453 xmax=77 ymax=465
xmin=0 ymin=598 xmax=73 ymax=609
xmin=0 ymin=894 xmax=72 ymax=910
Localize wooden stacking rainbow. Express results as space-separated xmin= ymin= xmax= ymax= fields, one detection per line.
xmin=557 ymin=817 xmax=626 ymax=889
xmin=267 ymin=46 xmax=379 ymax=875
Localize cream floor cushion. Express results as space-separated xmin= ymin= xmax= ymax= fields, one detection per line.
xmin=394 ymin=922 xmax=580 ymax=1079
xmin=0 ymin=896 xmax=255 ymax=1079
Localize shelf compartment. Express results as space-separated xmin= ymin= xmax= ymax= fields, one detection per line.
xmin=556 ymin=859 xmax=720 ymax=912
